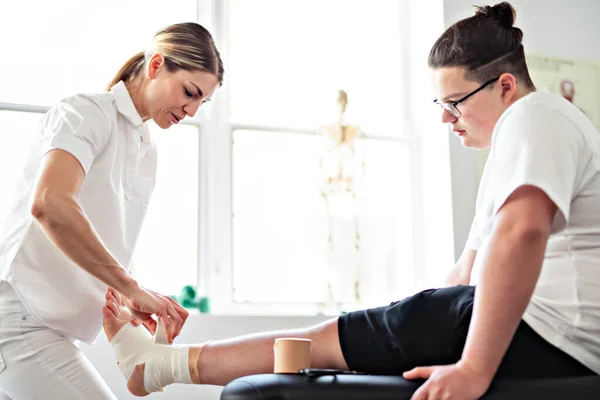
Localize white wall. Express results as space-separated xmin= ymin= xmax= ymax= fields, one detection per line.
xmin=444 ymin=0 xmax=600 ymax=259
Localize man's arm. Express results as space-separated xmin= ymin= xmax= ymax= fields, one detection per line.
xmin=443 ymin=247 xmax=477 ymax=287
xmin=460 ymin=184 xmax=556 ymax=380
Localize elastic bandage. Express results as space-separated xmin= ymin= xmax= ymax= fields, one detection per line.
xmin=110 ymin=323 xmax=192 ymax=393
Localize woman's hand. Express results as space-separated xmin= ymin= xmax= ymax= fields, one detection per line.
xmin=122 ymin=284 xmax=189 ymax=343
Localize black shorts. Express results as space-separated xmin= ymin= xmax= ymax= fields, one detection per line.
xmin=338 ymin=285 xmax=596 ymax=377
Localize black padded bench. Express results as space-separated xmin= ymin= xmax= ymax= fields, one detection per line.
xmin=220 ymin=373 xmax=600 ymax=400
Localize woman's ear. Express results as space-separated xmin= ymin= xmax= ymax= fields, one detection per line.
xmin=147 ymin=53 xmax=165 ymax=79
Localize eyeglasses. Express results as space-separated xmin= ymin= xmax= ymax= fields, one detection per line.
xmin=434 ymin=76 xmax=500 ymax=118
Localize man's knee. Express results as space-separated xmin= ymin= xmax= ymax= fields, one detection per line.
xmin=307 ymin=317 xmax=346 ymax=368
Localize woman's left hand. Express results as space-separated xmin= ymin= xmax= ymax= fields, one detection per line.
xmin=129 ymin=294 xmax=189 ymax=335
xmin=403 ymin=360 xmax=492 ymax=400
xmin=123 ymin=285 xmax=189 ymax=343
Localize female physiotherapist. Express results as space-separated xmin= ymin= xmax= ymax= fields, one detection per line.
xmin=0 ymin=22 xmax=223 ymax=399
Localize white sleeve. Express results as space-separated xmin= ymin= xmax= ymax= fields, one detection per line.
xmin=490 ymin=105 xmax=583 ymax=233
xmin=465 ymin=219 xmax=481 ymax=250
xmin=41 ymin=97 xmax=110 ymax=175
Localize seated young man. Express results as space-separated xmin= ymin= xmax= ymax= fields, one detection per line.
xmin=103 ymin=3 xmax=600 ymax=400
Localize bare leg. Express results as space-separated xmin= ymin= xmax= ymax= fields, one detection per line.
xmin=195 ymin=317 xmax=348 ymax=386
xmin=103 ymin=290 xmax=348 ymax=395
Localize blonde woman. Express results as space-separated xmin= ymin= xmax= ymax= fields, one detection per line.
xmin=0 ymin=22 xmax=223 ymax=399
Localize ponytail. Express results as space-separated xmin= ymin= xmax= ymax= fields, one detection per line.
xmin=106 ymin=52 xmax=146 ymax=91
xmin=106 ymin=22 xmax=224 ymax=92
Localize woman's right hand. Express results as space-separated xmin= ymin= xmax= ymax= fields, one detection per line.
xmin=122 ymin=284 xmax=189 ymax=343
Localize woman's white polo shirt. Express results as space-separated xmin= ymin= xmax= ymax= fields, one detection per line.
xmin=0 ymin=81 xmax=157 ymax=343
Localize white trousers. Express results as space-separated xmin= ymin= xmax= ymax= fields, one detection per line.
xmin=0 ymin=281 xmax=116 ymax=400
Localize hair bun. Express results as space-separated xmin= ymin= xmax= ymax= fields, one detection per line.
xmin=475 ymin=2 xmax=516 ymax=28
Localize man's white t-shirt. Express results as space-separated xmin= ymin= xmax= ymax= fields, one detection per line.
xmin=467 ymin=90 xmax=600 ymax=374
xmin=0 ymin=81 xmax=157 ymax=344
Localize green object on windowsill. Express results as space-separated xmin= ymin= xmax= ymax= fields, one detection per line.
xmin=170 ymin=285 xmax=211 ymax=313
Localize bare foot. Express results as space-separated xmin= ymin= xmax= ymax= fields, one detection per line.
xmin=102 ymin=288 xmax=133 ymax=341
xmin=102 ymin=288 xmax=150 ymax=397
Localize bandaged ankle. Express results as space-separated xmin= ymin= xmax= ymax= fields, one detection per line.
xmin=154 ymin=320 xmax=169 ymax=345
xmin=110 ymin=323 xmax=192 ymax=393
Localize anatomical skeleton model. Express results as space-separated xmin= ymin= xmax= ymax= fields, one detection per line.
xmin=317 ymin=90 xmax=365 ymax=311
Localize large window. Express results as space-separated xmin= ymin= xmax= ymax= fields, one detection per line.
xmin=204 ymin=0 xmax=420 ymax=312
xmin=1 ymin=0 xmax=454 ymax=313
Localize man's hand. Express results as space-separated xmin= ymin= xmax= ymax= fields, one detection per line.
xmin=403 ymin=360 xmax=492 ymax=400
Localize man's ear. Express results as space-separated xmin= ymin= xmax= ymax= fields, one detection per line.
xmin=499 ymin=73 xmax=518 ymax=103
